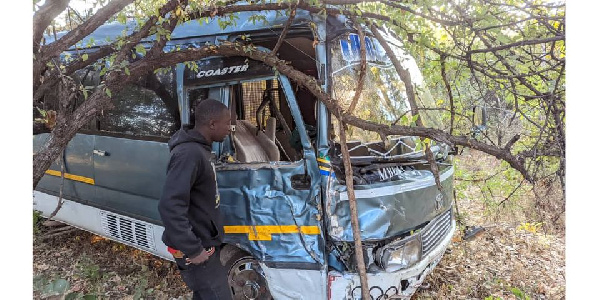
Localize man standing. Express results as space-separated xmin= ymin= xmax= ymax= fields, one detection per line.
xmin=159 ymin=99 xmax=232 ymax=300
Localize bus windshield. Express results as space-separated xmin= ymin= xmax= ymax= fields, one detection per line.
xmin=330 ymin=32 xmax=442 ymax=143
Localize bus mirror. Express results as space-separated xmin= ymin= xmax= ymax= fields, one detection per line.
xmin=470 ymin=106 xmax=487 ymax=139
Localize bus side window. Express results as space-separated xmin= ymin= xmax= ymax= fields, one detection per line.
xmin=96 ymin=83 xmax=179 ymax=139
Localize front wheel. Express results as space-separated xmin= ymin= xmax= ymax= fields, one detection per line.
xmin=221 ymin=245 xmax=273 ymax=300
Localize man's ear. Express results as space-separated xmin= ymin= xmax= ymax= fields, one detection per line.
xmin=209 ymin=119 xmax=216 ymax=129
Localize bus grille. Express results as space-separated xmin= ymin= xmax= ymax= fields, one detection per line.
xmin=421 ymin=209 xmax=452 ymax=256
xmin=100 ymin=211 xmax=156 ymax=251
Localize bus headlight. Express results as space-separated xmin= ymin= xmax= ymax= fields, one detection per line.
xmin=375 ymin=237 xmax=422 ymax=272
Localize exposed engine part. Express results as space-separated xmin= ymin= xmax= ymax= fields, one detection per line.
xmin=328 ymin=138 xmax=449 ymax=185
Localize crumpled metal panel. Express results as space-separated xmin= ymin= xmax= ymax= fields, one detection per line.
xmin=216 ymin=159 xmax=325 ymax=266
xmin=325 ymin=165 xmax=454 ymax=241
xmin=260 ymin=263 xmax=327 ymax=299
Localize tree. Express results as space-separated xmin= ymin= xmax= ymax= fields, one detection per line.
xmin=33 ymin=0 xmax=564 ymax=296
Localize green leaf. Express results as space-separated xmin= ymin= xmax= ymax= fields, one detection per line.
xmin=135 ymin=44 xmax=147 ymax=55
xmin=82 ymin=54 xmax=89 ymax=61
xmin=52 ymin=278 xmax=70 ymax=294
xmin=411 ymin=115 xmax=420 ymax=125
xmin=117 ymin=13 xmax=127 ymax=24
xmin=124 ymin=67 xmax=130 ymax=76
xmin=105 ymin=88 xmax=112 ymax=98
xmin=65 ymin=292 xmax=81 ymax=300
xmin=36 ymin=107 xmax=47 ymax=118
xmin=33 ymin=275 xmax=48 ymax=291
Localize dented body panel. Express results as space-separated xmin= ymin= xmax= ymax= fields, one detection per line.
xmin=326 ymin=166 xmax=454 ymax=241
xmin=217 ymin=161 xmax=325 ymax=267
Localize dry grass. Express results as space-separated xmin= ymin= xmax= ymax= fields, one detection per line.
xmin=415 ymin=150 xmax=565 ymax=300
xmin=33 ymin=231 xmax=191 ymax=299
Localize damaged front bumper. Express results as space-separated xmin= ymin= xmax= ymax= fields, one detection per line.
xmin=327 ymin=218 xmax=456 ymax=299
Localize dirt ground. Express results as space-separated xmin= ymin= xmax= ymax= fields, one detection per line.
xmin=33 ymin=152 xmax=565 ymax=300
xmin=32 ymin=221 xmax=565 ymax=300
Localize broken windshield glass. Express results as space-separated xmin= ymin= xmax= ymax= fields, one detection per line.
xmin=330 ymin=32 xmax=442 ymax=144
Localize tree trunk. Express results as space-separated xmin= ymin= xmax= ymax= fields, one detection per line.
xmin=338 ymin=122 xmax=370 ymax=299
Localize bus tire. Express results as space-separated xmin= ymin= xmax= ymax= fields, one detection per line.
xmin=220 ymin=244 xmax=273 ymax=300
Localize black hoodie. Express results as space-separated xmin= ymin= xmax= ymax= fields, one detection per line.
xmin=158 ymin=126 xmax=224 ymax=258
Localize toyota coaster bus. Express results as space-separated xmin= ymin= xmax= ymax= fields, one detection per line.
xmin=34 ymin=7 xmax=455 ymax=300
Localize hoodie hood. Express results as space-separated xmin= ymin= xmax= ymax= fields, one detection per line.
xmin=168 ymin=125 xmax=212 ymax=151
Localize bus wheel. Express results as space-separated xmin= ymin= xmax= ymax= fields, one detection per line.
xmin=221 ymin=245 xmax=272 ymax=300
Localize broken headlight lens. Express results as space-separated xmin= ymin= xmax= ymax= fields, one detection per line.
xmin=375 ymin=236 xmax=422 ymax=272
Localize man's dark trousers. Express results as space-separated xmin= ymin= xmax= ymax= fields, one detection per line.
xmin=174 ymin=247 xmax=232 ymax=300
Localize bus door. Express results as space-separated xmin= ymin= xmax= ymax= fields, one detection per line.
xmin=91 ymin=82 xmax=179 ymax=223
xmin=34 ymin=133 xmax=96 ymax=207
xmin=207 ymin=75 xmax=325 ymax=269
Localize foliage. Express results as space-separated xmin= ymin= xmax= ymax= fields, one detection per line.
xmin=33 ymin=210 xmax=43 ymax=235
xmin=33 ymin=276 xmax=70 ymax=297
xmin=359 ymin=0 xmax=565 ymax=182
xmin=76 ymin=255 xmax=102 ymax=283
xmin=511 ymin=286 xmax=531 ymax=300
xmin=517 ymin=222 xmax=543 ymax=234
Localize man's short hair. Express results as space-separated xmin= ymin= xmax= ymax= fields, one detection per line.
xmin=194 ymin=98 xmax=229 ymax=126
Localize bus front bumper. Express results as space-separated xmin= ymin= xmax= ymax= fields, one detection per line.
xmin=327 ymin=220 xmax=456 ymax=299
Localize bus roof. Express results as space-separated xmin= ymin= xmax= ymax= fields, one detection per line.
xmin=43 ymin=8 xmax=338 ymax=51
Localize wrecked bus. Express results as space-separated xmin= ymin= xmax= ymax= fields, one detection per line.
xmin=34 ymin=8 xmax=455 ymax=300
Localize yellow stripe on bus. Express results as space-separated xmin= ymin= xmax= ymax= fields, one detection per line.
xmin=45 ymin=170 xmax=95 ymax=185
xmin=224 ymin=225 xmax=320 ymax=241
xmin=319 ymin=166 xmax=331 ymax=171
xmin=317 ymin=158 xmax=330 ymax=164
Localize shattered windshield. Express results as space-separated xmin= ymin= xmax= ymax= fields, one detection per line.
xmin=330 ymin=32 xmax=441 ymax=143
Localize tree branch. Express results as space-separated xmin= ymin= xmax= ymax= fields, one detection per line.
xmin=271 ymin=4 xmax=297 ymax=57
xmin=468 ymin=35 xmax=564 ymax=54
xmin=39 ymin=0 xmax=135 ymax=62
xmin=369 ymin=23 xmax=443 ymax=190
xmin=33 ymin=0 xmax=70 ymax=54
xmin=440 ymin=55 xmax=455 ymax=135
xmin=338 ymin=122 xmax=370 ymax=300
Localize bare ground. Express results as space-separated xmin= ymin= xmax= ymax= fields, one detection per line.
xmin=33 ymin=151 xmax=565 ymax=299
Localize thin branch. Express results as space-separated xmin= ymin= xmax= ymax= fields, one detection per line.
xmin=338 ymin=122 xmax=370 ymax=300
xmin=369 ymin=23 xmax=443 ymax=190
xmin=47 ymin=150 xmax=65 ymax=221
xmin=468 ymin=35 xmax=564 ymax=54
xmin=323 ymin=0 xmax=461 ymax=26
xmin=271 ymin=4 xmax=297 ymax=57
xmin=498 ymin=178 xmax=525 ymax=207
xmin=39 ymin=0 xmax=135 ymax=62
xmin=116 ymin=0 xmax=186 ymax=65
xmin=381 ymin=0 xmax=461 ymax=26
xmin=146 ymin=0 xmax=190 ymax=59
xmin=33 ymin=0 xmax=70 ymax=54
xmin=440 ymin=54 xmax=455 ymax=135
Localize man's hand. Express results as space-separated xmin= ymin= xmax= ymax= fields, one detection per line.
xmin=186 ymin=247 xmax=214 ymax=265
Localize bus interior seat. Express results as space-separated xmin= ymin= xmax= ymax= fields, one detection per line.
xmin=233 ymin=119 xmax=280 ymax=162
